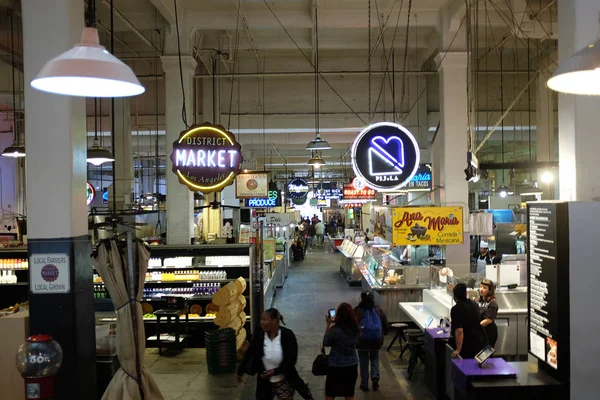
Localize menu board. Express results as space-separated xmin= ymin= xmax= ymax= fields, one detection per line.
xmin=528 ymin=203 xmax=559 ymax=370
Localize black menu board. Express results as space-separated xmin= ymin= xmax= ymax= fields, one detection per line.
xmin=528 ymin=203 xmax=560 ymax=369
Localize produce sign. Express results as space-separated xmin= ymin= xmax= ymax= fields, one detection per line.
xmin=392 ymin=206 xmax=464 ymax=245
xmin=343 ymin=184 xmax=375 ymax=200
xmin=287 ymin=178 xmax=309 ymax=199
xmin=246 ymin=190 xmax=280 ymax=207
xmin=170 ymin=123 xmax=242 ymax=193
xmin=351 ymin=122 xmax=420 ymax=191
xmin=236 ymin=172 xmax=269 ymax=198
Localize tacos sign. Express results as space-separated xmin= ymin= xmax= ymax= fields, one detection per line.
xmin=392 ymin=206 xmax=464 ymax=245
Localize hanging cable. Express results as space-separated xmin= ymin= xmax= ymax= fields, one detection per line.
xmin=368 ymin=0 xmax=372 ymax=120
xmin=173 ymin=0 xmax=189 ymax=129
xmin=399 ymin=0 xmax=412 ymax=112
xmin=9 ymin=10 xmax=16 ymax=146
xmin=227 ymin=4 xmax=242 ymax=131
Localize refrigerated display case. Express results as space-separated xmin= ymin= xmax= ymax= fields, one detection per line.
xmin=356 ymin=246 xmax=430 ymax=322
xmin=338 ymin=239 xmax=364 ymax=286
xmin=0 ymin=248 xmax=29 ymax=311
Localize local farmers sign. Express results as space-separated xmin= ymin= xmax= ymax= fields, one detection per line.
xmin=392 ymin=206 xmax=464 ymax=245
xmin=30 ymin=254 xmax=70 ymax=294
xmin=170 ymin=123 xmax=242 ymax=193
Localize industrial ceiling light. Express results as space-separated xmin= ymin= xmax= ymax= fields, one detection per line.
xmin=2 ymin=12 xmax=24 ymax=158
xmin=306 ymin=134 xmax=331 ymax=151
xmin=547 ymin=13 xmax=600 ymax=95
xmin=31 ymin=0 xmax=144 ymax=98
xmin=87 ymin=137 xmax=114 ymax=166
xmin=497 ymin=185 xmax=510 ymax=198
xmin=307 ymin=153 xmax=326 ymax=168
xmin=520 ymin=184 xmax=544 ymax=196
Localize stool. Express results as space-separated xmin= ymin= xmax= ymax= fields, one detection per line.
xmin=404 ymin=330 xmax=425 ymax=380
xmin=386 ymin=323 xmax=408 ymax=353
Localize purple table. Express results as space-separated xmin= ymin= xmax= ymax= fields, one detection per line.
xmin=424 ymin=328 xmax=450 ymax=353
xmin=452 ymin=358 xmax=517 ymax=397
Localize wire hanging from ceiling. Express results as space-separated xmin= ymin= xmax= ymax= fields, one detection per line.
xmin=398 ymin=0 xmax=412 ymax=113
xmin=227 ymin=3 xmax=242 ymax=132
xmin=173 ymin=0 xmax=189 ymax=129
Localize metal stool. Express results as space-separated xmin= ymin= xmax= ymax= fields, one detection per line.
xmin=404 ymin=330 xmax=425 ymax=380
xmin=386 ymin=323 xmax=408 ymax=353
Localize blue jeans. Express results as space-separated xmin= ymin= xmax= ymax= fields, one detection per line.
xmin=358 ymin=349 xmax=380 ymax=387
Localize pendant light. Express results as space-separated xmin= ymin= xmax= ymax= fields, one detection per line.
xmin=30 ymin=0 xmax=144 ymax=98
xmin=306 ymin=5 xmax=331 ymax=152
xmin=307 ymin=152 xmax=326 ymax=168
xmin=520 ymin=184 xmax=543 ymax=196
xmin=547 ymin=14 xmax=600 ymax=95
xmin=496 ymin=185 xmax=511 ymax=198
xmin=2 ymin=11 xmax=25 ymax=158
xmin=87 ymin=98 xmax=114 ymax=165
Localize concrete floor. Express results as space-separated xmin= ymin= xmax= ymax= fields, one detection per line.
xmin=145 ymin=245 xmax=434 ymax=400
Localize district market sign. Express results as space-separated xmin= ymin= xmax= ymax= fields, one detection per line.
xmin=170 ymin=123 xmax=243 ymax=193
xmin=351 ymin=122 xmax=420 ymax=192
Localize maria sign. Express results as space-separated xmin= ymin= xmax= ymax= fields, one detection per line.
xmin=170 ymin=123 xmax=242 ymax=193
xmin=392 ymin=206 xmax=464 ymax=246
xmin=351 ymin=122 xmax=420 ymax=191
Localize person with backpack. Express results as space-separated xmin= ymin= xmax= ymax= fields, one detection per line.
xmin=354 ymin=292 xmax=389 ymax=392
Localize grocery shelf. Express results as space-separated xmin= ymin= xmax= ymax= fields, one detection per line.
xmin=0 ymin=282 xmax=28 ymax=286
xmin=96 ymin=278 xmax=247 ymax=285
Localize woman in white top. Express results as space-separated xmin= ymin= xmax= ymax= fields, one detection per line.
xmin=238 ymin=309 xmax=313 ymax=400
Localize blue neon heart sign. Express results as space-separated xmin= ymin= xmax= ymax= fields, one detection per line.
xmin=351 ymin=122 xmax=420 ymax=191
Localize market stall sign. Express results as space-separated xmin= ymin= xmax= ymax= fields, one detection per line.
xmin=246 ymin=190 xmax=280 ymax=207
xmin=404 ymin=164 xmax=432 ymax=192
xmin=86 ymin=182 xmax=95 ymax=206
xmin=30 ymin=254 xmax=70 ymax=294
xmin=392 ymin=206 xmax=464 ymax=245
xmin=343 ymin=184 xmax=375 ymax=200
xmin=287 ymin=178 xmax=309 ymax=199
xmin=236 ymin=172 xmax=269 ymax=198
xmin=170 ymin=123 xmax=242 ymax=193
xmin=351 ymin=122 xmax=420 ymax=191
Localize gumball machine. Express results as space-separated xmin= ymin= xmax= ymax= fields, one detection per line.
xmin=15 ymin=335 xmax=63 ymax=400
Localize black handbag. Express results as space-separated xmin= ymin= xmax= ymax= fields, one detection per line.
xmin=311 ymin=347 xmax=328 ymax=376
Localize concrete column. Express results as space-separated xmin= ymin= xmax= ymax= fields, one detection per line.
xmin=161 ymin=55 xmax=196 ymax=244
xmin=22 ymin=0 xmax=95 ymax=397
xmin=434 ymin=52 xmax=470 ymax=276
xmin=112 ymin=98 xmax=133 ymax=208
xmin=557 ymin=0 xmax=600 ymax=201
xmin=536 ymin=61 xmax=556 ymax=200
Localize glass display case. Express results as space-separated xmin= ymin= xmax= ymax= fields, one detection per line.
xmin=338 ymin=239 xmax=363 ymax=286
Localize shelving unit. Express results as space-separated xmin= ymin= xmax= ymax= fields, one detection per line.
xmin=0 ymin=248 xmax=29 ymax=310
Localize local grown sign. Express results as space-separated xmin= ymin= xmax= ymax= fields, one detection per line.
xmin=170 ymin=123 xmax=242 ymax=193
xmin=392 ymin=206 xmax=464 ymax=245
xmin=351 ymin=122 xmax=420 ymax=191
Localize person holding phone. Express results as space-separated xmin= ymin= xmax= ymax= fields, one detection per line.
xmin=238 ymin=309 xmax=313 ymax=400
xmin=323 ymin=303 xmax=360 ymax=400
xmin=450 ymin=283 xmax=487 ymax=359
xmin=479 ymin=279 xmax=499 ymax=347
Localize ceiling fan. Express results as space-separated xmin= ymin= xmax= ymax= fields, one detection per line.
xmin=195 ymin=199 xmax=241 ymax=211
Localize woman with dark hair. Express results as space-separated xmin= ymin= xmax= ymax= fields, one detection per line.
xmin=323 ymin=302 xmax=360 ymax=400
xmin=238 ymin=309 xmax=313 ymax=400
xmin=450 ymin=283 xmax=488 ymax=359
xmin=479 ymin=279 xmax=499 ymax=347
xmin=354 ymin=292 xmax=389 ymax=391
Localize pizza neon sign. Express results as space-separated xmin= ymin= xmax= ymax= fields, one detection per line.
xmin=170 ymin=123 xmax=243 ymax=193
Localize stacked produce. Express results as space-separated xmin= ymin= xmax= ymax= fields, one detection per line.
xmin=212 ymin=276 xmax=247 ymax=351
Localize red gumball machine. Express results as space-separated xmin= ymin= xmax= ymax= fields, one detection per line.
xmin=15 ymin=335 xmax=63 ymax=400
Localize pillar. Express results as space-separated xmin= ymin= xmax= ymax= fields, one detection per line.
xmin=557 ymin=0 xmax=600 ymax=201
xmin=22 ymin=0 xmax=96 ymax=397
xmin=112 ymin=98 xmax=133 ymax=208
xmin=161 ymin=55 xmax=196 ymax=244
xmin=433 ymin=52 xmax=470 ymax=276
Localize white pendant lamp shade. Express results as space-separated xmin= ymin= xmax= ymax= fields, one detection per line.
xmin=547 ymin=39 xmax=600 ymax=95
xmin=307 ymin=154 xmax=326 ymax=168
xmin=31 ymin=28 xmax=145 ymax=98
xmin=306 ymin=135 xmax=331 ymax=151
xmin=87 ymin=138 xmax=114 ymax=166
xmin=521 ymin=184 xmax=543 ymax=196
xmin=1 ymin=143 xmax=25 ymax=158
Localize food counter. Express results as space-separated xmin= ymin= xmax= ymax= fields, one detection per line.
xmin=337 ymin=239 xmax=364 ymax=286
xmin=356 ymin=246 xmax=430 ymax=322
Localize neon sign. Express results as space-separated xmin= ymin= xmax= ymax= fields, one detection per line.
xmin=351 ymin=122 xmax=420 ymax=191
xmin=287 ymin=178 xmax=309 ymax=199
xmin=404 ymin=164 xmax=433 ymax=192
xmin=170 ymin=123 xmax=242 ymax=193
xmin=343 ymin=184 xmax=375 ymax=200
xmin=246 ymin=190 xmax=280 ymax=208
xmin=86 ymin=182 xmax=95 ymax=206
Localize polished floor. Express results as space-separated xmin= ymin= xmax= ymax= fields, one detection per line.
xmin=145 ymin=244 xmax=433 ymax=400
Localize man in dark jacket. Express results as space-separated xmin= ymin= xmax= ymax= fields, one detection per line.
xmin=354 ymin=292 xmax=389 ymax=392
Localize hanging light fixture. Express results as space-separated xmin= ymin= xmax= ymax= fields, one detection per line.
xmin=30 ymin=0 xmax=144 ymax=98
xmin=307 ymin=152 xmax=326 ymax=168
xmin=306 ymin=5 xmax=331 ymax=152
xmin=520 ymin=184 xmax=543 ymax=196
xmin=496 ymin=185 xmax=511 ymax=198
xmin=87 ymin=98 xmax=114 ymax=165
xmin=2 ymin=11 xmax=25 ymax=158
xmin=547 ymin=14 xmax=600 ymax=95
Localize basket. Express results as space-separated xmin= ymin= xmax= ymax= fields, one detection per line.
xmin=205 ymin=328 xmax=237 ymax=374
